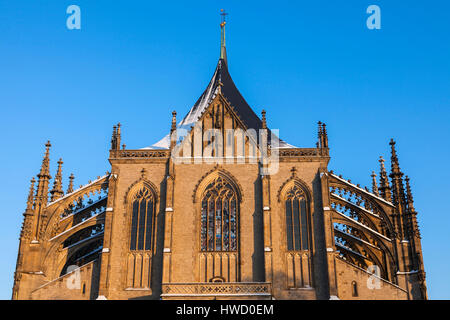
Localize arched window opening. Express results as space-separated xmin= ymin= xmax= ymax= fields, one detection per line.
xmin=63 ymin=224 xmax=104 ymax=248
xmin=285 ymin=185 xmax=309 ymax=251
xmin=352 ymin=281 xmax=358 ymax=297
xmin=60 ymin=238 xmax=103 ymax=276
xmin=200 ymin=177 xmax=238 ymax=252
xmin=130 ymin=186 xmax=155 ymax=251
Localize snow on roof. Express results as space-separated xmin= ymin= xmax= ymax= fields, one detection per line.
xmin=143 ymin=59 xmax=296 ymax=150
xmin=333 ymin=210 xmax=391 ymax=242
xmin=46 ymin=174 xmax=109 ymax=207
xmin=49 ymin=209 xmax=105 ymax=242
xmin=331 ymin=193 xmax=381 ymax=219
xmin=329 ymin=172 xmax=395 ymax=207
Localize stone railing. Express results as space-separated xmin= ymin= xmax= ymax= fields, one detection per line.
xmin=110 ymin=149 xmax=170 ymax=159
xmin=278 ymin=148 xmax=327 ymax=158
xmin=161 ymin=282 xmax=272 ymax=297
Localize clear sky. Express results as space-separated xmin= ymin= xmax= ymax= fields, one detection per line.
xmin=0 ymin=0 xmax=449 ymax=299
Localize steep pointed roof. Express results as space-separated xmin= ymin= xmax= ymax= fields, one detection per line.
xmin=145 ymin=17 xmax=294 ymax=149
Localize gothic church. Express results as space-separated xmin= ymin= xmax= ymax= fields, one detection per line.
xmin=12 ymin=17 xmax=427 ymax=300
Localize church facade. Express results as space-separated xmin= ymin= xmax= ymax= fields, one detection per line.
xmin=12 ymin=20 xmax=427 ymax=300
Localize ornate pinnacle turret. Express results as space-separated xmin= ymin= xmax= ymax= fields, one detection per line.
xmin=116 ymin=123 xmax=121 ymax=150
xmin=50 ymin=158 xmax=64 ymax=201
xmin=67 ymin=173 xmax=74 ymax=194
xmin=170 ymin=111 xmax=177 ymax=150
xmin=389 ymin=138 xmax=402 ymax=176
xmin=111 ymin=125 xmax=117 ymax=150
xmin=171 ymin=111 xmax=177 ymax=134
xmin=110 ymin=123 xmax=121 ymax=151
xmin=389 ymin=139 xmax=406 ymax=207
xmin=261 ymin=110 xmax=267 ymax=129
xmin=26 ymin=178 xmax=36 ymax=212
xmin=220 ymin=9 xmax=228 ymax=64
xmin=378 ymin=156 xmax=392 ymax=201
xmin=322 ymin=123 xmax=328 ymax=148
xmin=405 ymin=176 xmax=415 ymax=213
xmin=317 ymin=121 xmax=323 ymax=148
xmin=371 ymin=171 xmax=379 ymax=196
xmin=317 ymin=121 xmax=328 ymax=150
xmin=20 ymin=177 xmax=36 ymax=240
xmin=35 ymin=141 xmax=52 ymax=206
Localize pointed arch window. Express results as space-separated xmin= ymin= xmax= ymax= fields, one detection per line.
xmin=200 ymin=177 xmax=238 ymax=252
xmin=130 ymin=186 xmax=155 ymax=251
xmin=285 ymin=185 xmax=309 ymax=251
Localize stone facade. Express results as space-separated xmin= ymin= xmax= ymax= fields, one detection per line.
xmin=12 ymin=22 xmax=427 ymax=300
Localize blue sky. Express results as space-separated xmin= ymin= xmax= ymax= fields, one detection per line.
xmin=0 ymin=0 xmax=449 ymax=299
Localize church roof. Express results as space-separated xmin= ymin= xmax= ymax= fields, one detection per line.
xmin=144 ymin=19 xmax=294 ymax=149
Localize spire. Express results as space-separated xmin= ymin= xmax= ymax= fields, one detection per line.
xmin=317 ymin=121 xmax=323 ymax=148
xmin=111 ymin=123 xmax=121 ymax=150
xmin=389 ymin=139 xmax=406 ymax=207
xmin=170 ymin=111 xmax=177 ymax=150
xmin=317 ymin=121 xmax=328 ymax=150
xmin=35 ymin=141 xmax=52 ymax=206
xmin=111 ymin=125 xmax=117 ymax=150
xmin=171 ymin=111 xmax=177 ymax=134
xmin=405 ymin=176 xmax=415 ymax=212
xmin=378 ymin=156 xmax=391 ymax=201
xmin=261 ymin=110 xmax=267 ymax=129
xmin=26 ymin=178 xmax=36 ymax=212
xmin=389 ymin=138 xmax=402 ymax=175
xmin=50 ymin=158 xmax=64 ymax=201
xmin=220 ymin=9 xmax=228 ymax=64
xmin=116 ymin=123 xmax=121 ymax=150
xmin=20 ymin=177 xmax=36 ymax=241
xmin=322 ymin=123 xmax=328 ymax=148
xmin=67 ymin=173 xmax=74 ymax=194
xmin=371 ymin=171 xmax=379 ymax=196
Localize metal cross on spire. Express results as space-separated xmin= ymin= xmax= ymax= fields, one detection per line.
xmin=220 ymin=9 xmax=228 ymax=25
xmin=220 ymin=9 xmax=228 ymax=63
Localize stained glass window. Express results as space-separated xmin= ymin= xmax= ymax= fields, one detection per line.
xmin=285 ymin=185 xmax=309 ymax=251
xmin=130 ymin=186 xmax=154 ymax=251
xmin=200 ymin=177 xmax=238 ymax=252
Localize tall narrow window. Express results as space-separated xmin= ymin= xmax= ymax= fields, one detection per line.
xmin=200 ymin=177 xmax=238 ymax=252
xmin=285 ymin=185 xmax=309 ymax=251
xmin=352 ymin=281 xmax=358 ymax=297
xmin=130 ymin=186 xmax=154 ymax=251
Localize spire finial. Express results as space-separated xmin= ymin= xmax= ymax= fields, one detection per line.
xmin=261 ymin=110 xmax=267 ymax=129
xmin=378 ymin=156 xmax=392 ymax=201
xmin=170 ymin=111 xmax=177 ymax=150
xmin=26 ymin=177 xmax=36 ymax=211
xmin=322 ymin=123 xmax=328 ymax=148
xmin=389 ymin=138 xmax=402 ymax=175
xmin=371 ymin=171 xmax=379 ymax=196
xmin=405 ymin=175 xmax=415 ymax=212
xmin=39 ymin=141 xmax=51 ymax=178
xmin=34 ymin=140 xmax=52 ymax=209
xmin=171 ymin=111 xmax=177 ymax=134
xmin=67 ymin=173 xmax=74 ymax=194
xmin=220 ymin=9 xmax=228 ymax=64
xmin=50 ymin=158 xmax=64 ymax=201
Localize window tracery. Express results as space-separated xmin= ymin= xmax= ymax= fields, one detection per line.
xmin=129 ymin=186 xmax=155 ymax=251
xmin=200 ymin=176 xmax=238 ymax=252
